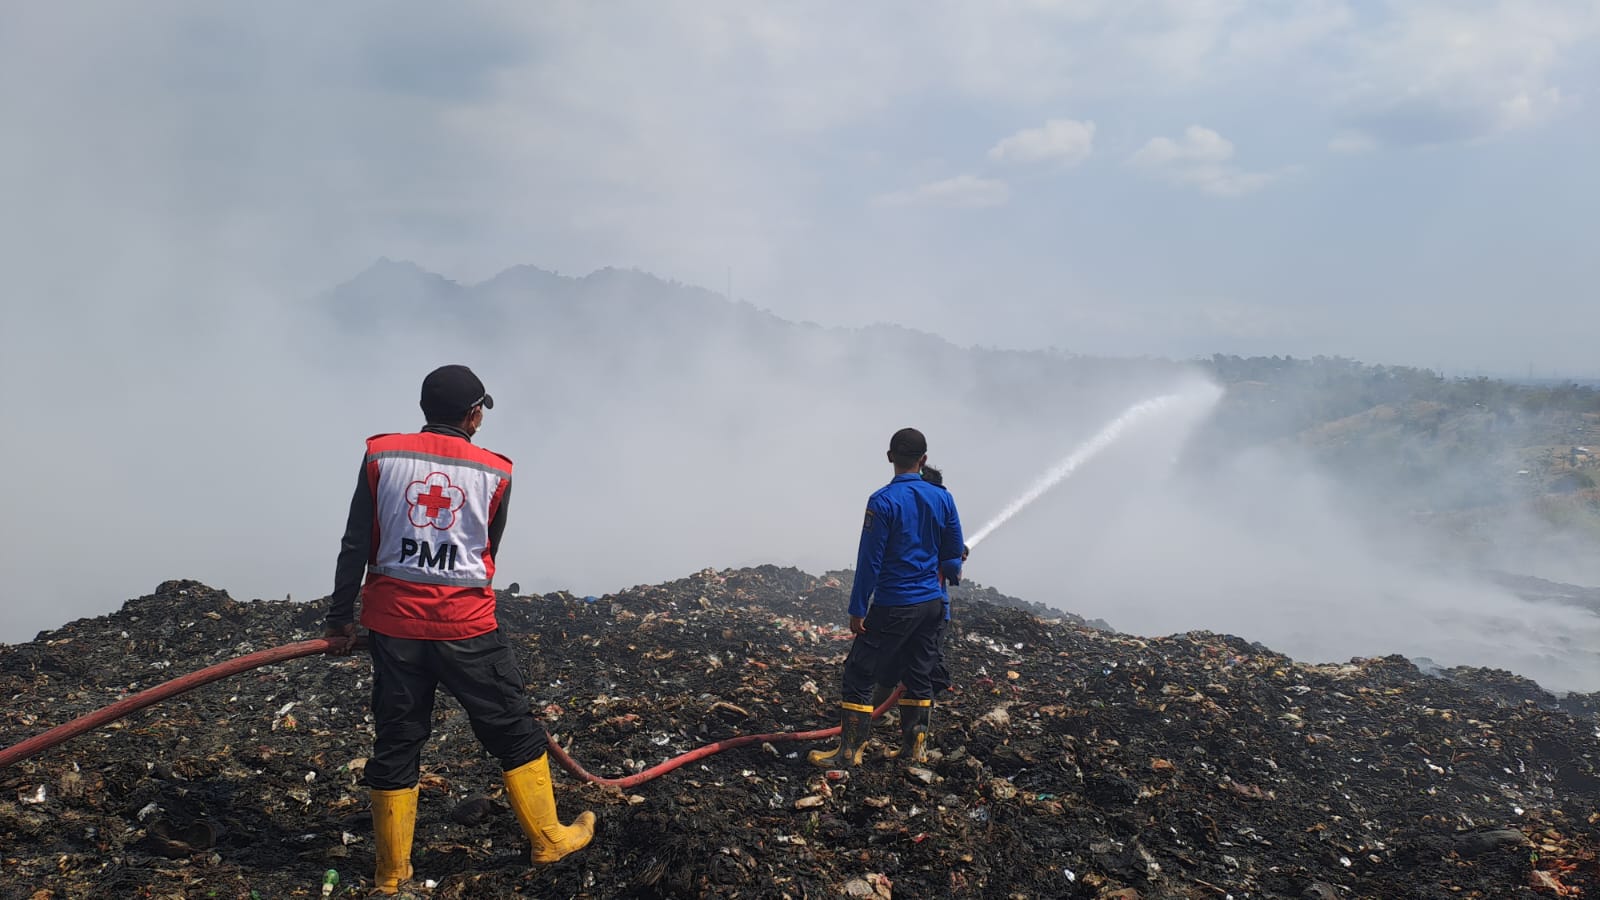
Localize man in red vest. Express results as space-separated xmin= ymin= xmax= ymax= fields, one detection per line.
xmin=324 ymin=365 xmax=593 ymax=895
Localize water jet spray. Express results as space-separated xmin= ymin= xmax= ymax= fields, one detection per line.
xmin=966 ymin=384 xmax=1222 ymax=550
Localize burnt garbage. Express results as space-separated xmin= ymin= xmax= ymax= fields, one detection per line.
xmin=2 ymin=569 xmax=1597 ymax=898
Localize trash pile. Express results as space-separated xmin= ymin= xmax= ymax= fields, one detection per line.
xmin=3 ymin=568 xmax=1598 ymax=898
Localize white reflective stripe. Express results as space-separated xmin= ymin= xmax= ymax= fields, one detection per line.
xmin=371 ymin=455 xmax=501 ymax=584
xmin=366 ymin=449 xmax=511 ymax=481
xmin=370 ymin=566 xmax=491 ymax=588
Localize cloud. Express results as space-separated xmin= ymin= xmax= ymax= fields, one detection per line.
xmin=988 ymin=118 xmax=1096 ymax=166
xmin=1337 ymin=0 xmax=1600 ymax=146
xmin=1 ymin=1 xmax=1599 ymax=643
xmin=873 ymin=174 xmax=1011 ymax=209
xmin=1128 ymin=126 xmax=1277 ymax=196
xmin=1328 ymin=129 xmax=1378 ymax=154
xmin=1130 ymin=125 xmax=1236 ymax=167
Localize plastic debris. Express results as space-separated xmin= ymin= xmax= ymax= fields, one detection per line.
xmin=0 ymin=570 xmax=1595 ymax=898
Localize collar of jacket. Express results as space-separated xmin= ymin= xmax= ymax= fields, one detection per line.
xmin=421 ymin=422 xmax=473 ymax=443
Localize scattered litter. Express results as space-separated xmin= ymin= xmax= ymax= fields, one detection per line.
xmin=0 ymin=571 xmax=1595 ymax=898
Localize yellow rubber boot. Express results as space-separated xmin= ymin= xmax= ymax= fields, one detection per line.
xmin=807 ymin=703 xmax=873 ymax=767
xmin=370 ymin=785 xmax=418 ymax=895
xmin=883 ymin=699 xmax=931 ymax=763
xmin=504 ymin=754 xmax=596 ymax=864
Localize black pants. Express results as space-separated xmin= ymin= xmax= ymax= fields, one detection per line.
xmin=875 ymin=618 xmax=952 ymax=696
xmin=364 ymin=629 xmax=547 ymax=791
xmin=929 ymin=619 xmax=952 ymax=694
xmin=841 ymin=599 xmax=943 ymax=704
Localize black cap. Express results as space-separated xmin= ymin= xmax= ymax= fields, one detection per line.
xmin=889 ymin=427 xmax=927 ymax=459
xmin=420 ymin=365 xmax=494 ymax=422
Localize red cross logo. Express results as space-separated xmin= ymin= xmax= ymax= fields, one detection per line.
xmin=404 ymin=472 xmax=466 ymax=529
xmin=417 ymin=484 xmax=452 ymax=520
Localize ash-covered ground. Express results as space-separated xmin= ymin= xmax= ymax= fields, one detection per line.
xmin=2 ymin=568 xmax=1597 ymax=899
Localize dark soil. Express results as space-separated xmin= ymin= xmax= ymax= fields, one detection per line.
xmin=2 ymin=568 xmax=1597 ymax=898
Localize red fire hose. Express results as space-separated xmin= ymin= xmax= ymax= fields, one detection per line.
xmin=0 ymin=638 xmax=340 ymax=770
xmin=550 ymin=686 xmax=902 ymax=788
xmin=0 ymin=638 xmax=901 ymax=782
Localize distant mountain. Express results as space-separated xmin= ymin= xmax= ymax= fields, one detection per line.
xmin=313 ymin=260 xmax=1600 ymax=589
xmin=326 ymin=259 xmax=854 ymax=347
xmin=314 ymin=259 xmax=1194 ymax=428
xmin=318 ymin=260 xmax=1600 ymax=505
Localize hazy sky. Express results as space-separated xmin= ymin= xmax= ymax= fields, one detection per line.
xmin=3 ymin=1 xmax=1598 ymax=374
xmin=2 ymin=3 xmax=1599 ymax=689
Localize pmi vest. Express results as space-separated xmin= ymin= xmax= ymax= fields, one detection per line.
xmin=359 ymin=431 xmax=512 ymax=640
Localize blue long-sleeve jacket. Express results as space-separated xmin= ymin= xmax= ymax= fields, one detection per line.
xmin=850 ymin=473 xmax=965 ymax=618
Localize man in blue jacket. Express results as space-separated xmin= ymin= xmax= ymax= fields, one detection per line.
xmin=810 ymin=428 xmax=964 ymax=767
xmin=870 ymin=464 xmax=965 ymax=728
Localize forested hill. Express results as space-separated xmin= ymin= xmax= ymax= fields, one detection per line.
xmin=319 ymin=260 xmax=1600 ymax=568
